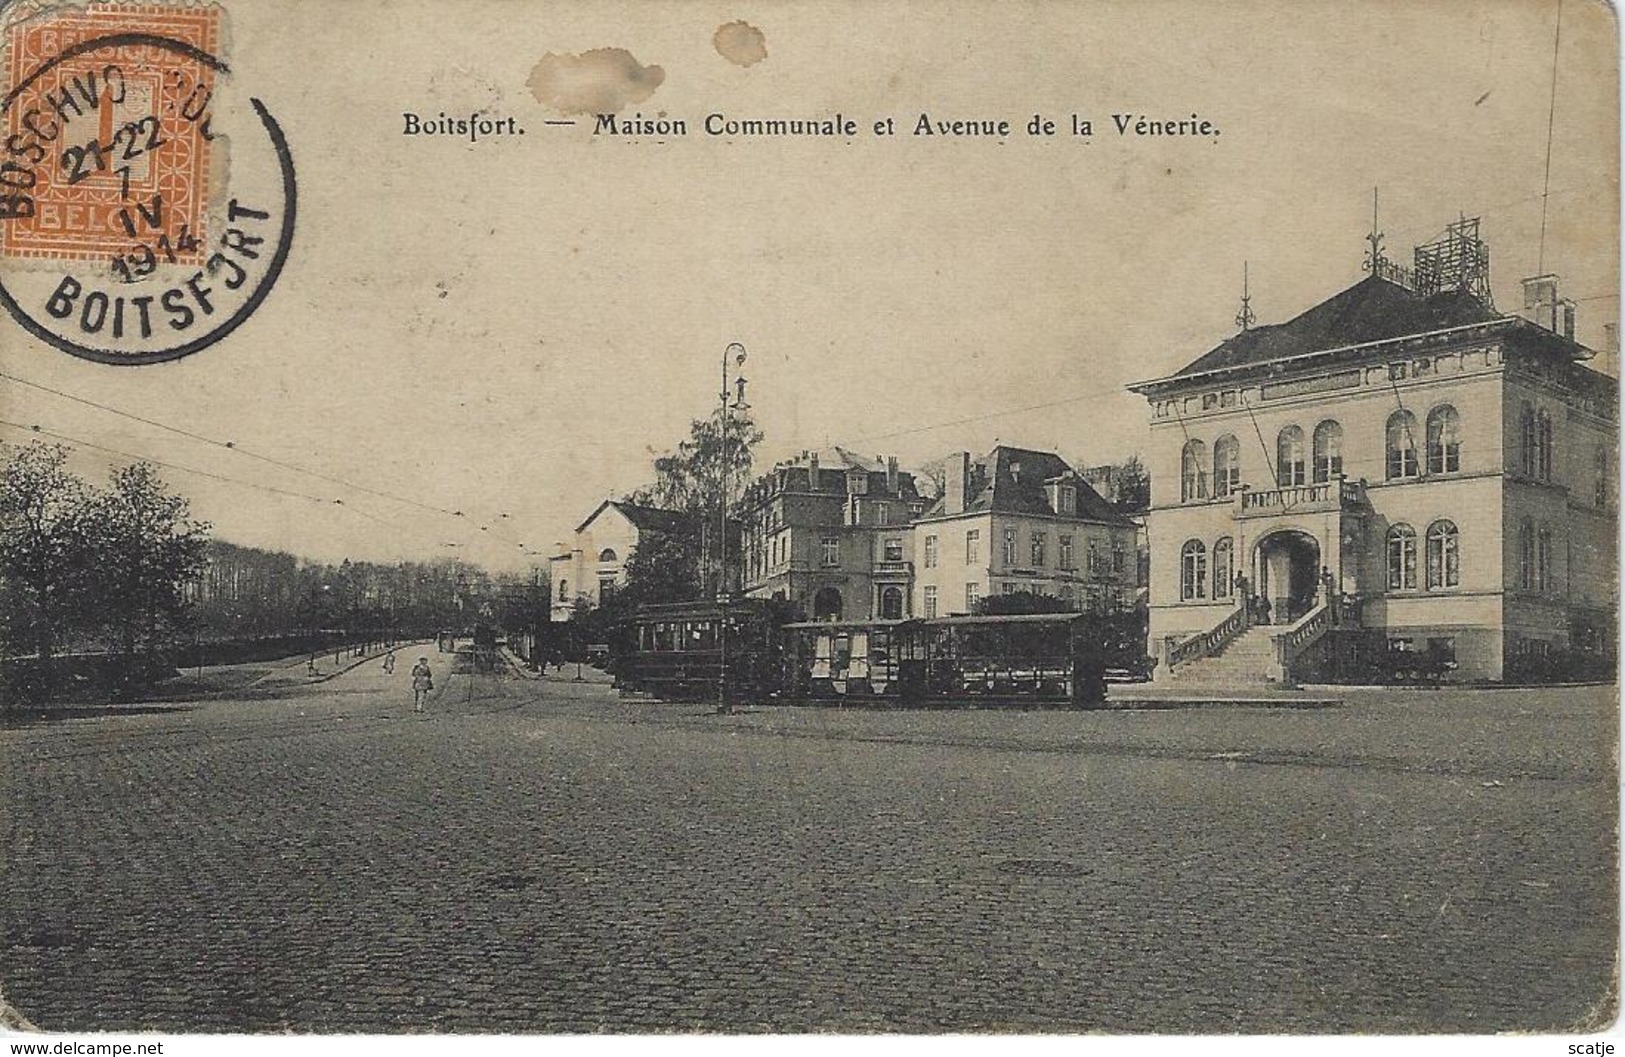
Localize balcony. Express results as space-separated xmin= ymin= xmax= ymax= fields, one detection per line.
xmin=872 ymin=559 xmax=913 ymax=579
xmin=1235 ymin=477 xmax=1365 ymax=519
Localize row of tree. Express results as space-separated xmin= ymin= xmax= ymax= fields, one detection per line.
xmin=190 ymin=539 xmax=502 ymax=641
xmin=0 ymin=442 xmax=208 ymax=665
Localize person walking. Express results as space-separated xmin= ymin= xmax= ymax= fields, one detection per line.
xmin=410 ymin=657 xmax=433 ymax=712
xmin=382 ymin=652 xmax=396 ymax=675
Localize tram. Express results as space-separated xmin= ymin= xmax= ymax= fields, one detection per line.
xmin=615 ymin=602 xmax=1109 ymax=708
xmin=613 ymin=599 xmax=785 ymax=703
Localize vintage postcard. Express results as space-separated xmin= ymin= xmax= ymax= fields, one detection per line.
xmin=0 ymin=0 xmax=1617 ymax=1045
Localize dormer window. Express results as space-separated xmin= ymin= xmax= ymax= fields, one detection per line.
xmin=1058 ymin=485 xmax=1076 ymax=516
xmin=847 ymin=470 xmax=869 ymax=495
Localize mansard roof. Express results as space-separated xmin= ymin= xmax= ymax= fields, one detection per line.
xmin=1174 ymin=274 xmax=1499 ymax=378
xmin=926 ymin=445 xmax=1132 ymax=525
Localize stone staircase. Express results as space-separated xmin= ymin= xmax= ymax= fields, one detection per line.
xmin=1163 ymin=625 xmax=1284 ymax=688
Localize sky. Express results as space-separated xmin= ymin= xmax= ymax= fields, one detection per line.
xmin=1 ymin=0 xmax=1616 ymax=574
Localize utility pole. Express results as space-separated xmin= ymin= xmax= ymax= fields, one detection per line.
xmin=718 ymin=342 xmax=748 ymax=715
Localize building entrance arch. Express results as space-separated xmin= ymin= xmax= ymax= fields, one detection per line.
xmin=812 ymin=587 xmax=844 ymax=621
xmin=1253 ymin=530 xmax=1320 ymax=626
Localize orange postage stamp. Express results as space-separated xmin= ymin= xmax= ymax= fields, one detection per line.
xmin=0 ymin=1 xmax=295 ymax=366
xmin=2 ymin=3 xmax=219 ymax=266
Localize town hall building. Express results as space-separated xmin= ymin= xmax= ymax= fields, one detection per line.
xmin=1129 ymin=218 xmax=1617 ymax=685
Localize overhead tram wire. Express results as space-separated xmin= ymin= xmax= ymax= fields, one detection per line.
xmin=0 ymin=369 xmax=529 ymax=549
xmin=853 ymin=385 xmax=1136 ymax=446
xmin=0 ymin=417 xmax=479 ymax=552
xmin=1537 ymin=0 xmax=1564 ymax=275
xmin=0 ymin=417 xmax=336 ymax=504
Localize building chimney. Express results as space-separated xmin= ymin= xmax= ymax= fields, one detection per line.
xmin=886 ymin=456 xmax=899 ymax=494
xmin=1522 ymin=274 xmax=1561 ymax=332
xmin=808 ymin=450 xmax=820 ymax=490
xmin=944 ymin=451 xmax=971 ymax=514
xmin=1596 ymin=323 xmax=1620 ymax=377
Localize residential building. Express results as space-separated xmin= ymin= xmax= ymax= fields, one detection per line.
xmin=547 ymin=500 xmax=695 ymax=621
xmin=737 ymin=447 xmax=925 ymax=620
xmin=911 ymin=445 xmax=1138 ymax=616
xmin=1129 ymin=218 xmax=1617 ymax=684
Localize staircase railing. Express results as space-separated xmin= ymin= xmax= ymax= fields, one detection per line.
xmin=1270 ymin=602 xmax=1333 ymax=678
xmin=1167 ymin=604 xmax=1247 ymax=669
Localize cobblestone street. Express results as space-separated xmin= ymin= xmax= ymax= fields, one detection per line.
xmin=0 ymin=662 xmax=1615 ymax=1034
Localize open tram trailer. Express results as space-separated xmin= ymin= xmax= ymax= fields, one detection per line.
xmin=617 ymin=602 xmax=1106 ymax=708
xmin=782 ymin=613 xmax=1105 ymax=707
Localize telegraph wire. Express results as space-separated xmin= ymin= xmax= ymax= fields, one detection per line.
xmin=0 ymin=367 xmax=459 ymax=515
xmin=0 ymin=417 xmax=505 ymax=556
xmin=1537 ymin=0 xmax=1564 ymax=274
xmin=0 ymin=417 xmax=337 ymax=504
xmin=0 ymin=369 xmax=532 ymax=549
xmin=852 ymin=386 xmax=1136 ymax=445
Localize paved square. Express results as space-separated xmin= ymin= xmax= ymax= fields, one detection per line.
xmin=0 ymin=666 xmax=1615 ymax=1033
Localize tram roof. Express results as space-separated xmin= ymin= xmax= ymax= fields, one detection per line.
xmin=781 ymin=612 xmax=1086 ymax=631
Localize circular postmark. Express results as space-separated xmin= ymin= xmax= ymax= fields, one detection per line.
xmin=0 ymin=7 xmax=294 ymax=365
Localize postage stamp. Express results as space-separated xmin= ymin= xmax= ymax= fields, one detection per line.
xmin=0 ymin=1 xmax=294 ymax=365
xmin=2 ymin=3 xmax=218 ymax=264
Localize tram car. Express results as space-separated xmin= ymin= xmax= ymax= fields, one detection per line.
xmin=781 ymin=612 xmax=1106 ymax=707
xmin=613 ymin=599 xmax=786 ymax=704
xmin=617 ymin=602 xmax=1109 ymax=708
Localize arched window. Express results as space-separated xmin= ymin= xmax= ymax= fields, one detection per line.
xmin=598 ymin=548 xmax=618 ymax=563
xmin=1212 ymin=537 xmax=1234 ymax=600
xmin=1276 ymin=426 xmax=1306 ymax=487
xmin=558 ymin=578 xmax=569 ymax=602
xmin=1386 ymin=524 xmax=1416 ymax=590
xmin=1385 ymin=411 xmax=1419 ymax=480
xmin=879 ymin=586 xmax=904 ymax=620
xmin=1537 ymin=410 xmax=1554 ymax=480
xmin=1518 ymin=520 xmax=1536 ymax=590
xmin=1425 ymin=520 xmax=1458 ymax=590
xmin=1312 ymin=420 xmax=1343 ymax=484
xmin=1520 ymin=403 xmax=1538 ymax=476
xmin=1180 ymin=540 xmax=1207 ymax=601
xmin=1426 ymin=406 xmax=1460 ymax=475
xmin=1537 ymin=525 xmax=1553 ymax=591
xmin=1213 ymin=435 xmax=1240 ymax=498
xmin=1181 ymin=439 xmax=1209 ymax=502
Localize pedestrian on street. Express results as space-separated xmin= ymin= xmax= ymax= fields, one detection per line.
xmin=411 ymin=657 xmax=433 ymax=712
xmin=382 ymin=652 xmax=396 ymax=675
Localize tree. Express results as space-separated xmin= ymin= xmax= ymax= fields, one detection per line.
xmin=1110 ymin=455 xmax=1151 ymax=514
xmin=914 ymin=457 xmax=946 ymax=502
xmin=0 ymin=442 xmax=97 ymax=665
xmin=619 ymin=527 xmax=703 ymax=607
xmin=89 ymin=462 xmax=210 ymax=656
xmin=630 ymin=407 xmax=764 ymax=515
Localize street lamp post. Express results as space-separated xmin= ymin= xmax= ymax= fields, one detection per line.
xmin=718 ymin=342 xmax=748 ymax=715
